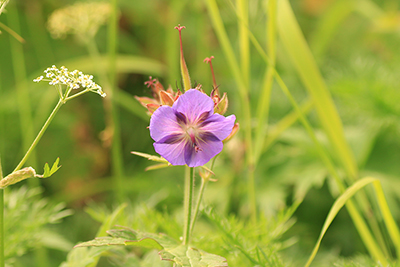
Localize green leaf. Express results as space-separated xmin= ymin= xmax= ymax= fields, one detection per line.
xmin=75 ymin=228 xmax=228 ymax=267
xmin=42 ymin=157 xmax=61 ymax=178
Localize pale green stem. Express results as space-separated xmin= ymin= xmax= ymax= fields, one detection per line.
xmin=254 ymin=0 xmax=276 ymax=163
xmin=189 ymin=157 xmax=217 ymax=234
xmin=238 ymin=0 xmax=249 ymax=87
xmin=8 ymin=5 xmax=38 ymax=184
xmin=107 ymin=0 xmax=126 ymax=203
xmin=183 ymin=166 xmax=194 ymax=245
xmin=64 ymin=89 xmax=89 ymax=102
xmin=205 ymin=0 xmax=256 ymax=221
xmin=0 ymin=159 xmax=4 ymax=267
xmin=190 ymin=177 xmax=207 ymax=235
xmin=13 ymin=99 xmax=64 ymax=172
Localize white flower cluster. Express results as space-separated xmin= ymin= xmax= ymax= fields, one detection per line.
xmin=47 ymin=2 xmax=111 ymax=40
xmin=0 ymin=0 xmax=9 ymax=15
xmin=34 ymin=65 xmax=106 ymax=97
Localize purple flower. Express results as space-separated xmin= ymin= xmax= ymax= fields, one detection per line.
xmin=149 ymin=89 xmax=236 ymax=167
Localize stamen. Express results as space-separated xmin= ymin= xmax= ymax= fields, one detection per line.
xmin=144 ymin=76 xmax=157 ymax=89
xmin=204 ymin=56 xmax=218 ymax=95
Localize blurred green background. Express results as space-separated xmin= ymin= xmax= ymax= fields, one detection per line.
xmin=2 ymin=0 xmax=400 ymax=265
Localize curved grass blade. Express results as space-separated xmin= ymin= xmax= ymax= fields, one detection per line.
xmin=305 ymin=177 xmax=384 ymax=267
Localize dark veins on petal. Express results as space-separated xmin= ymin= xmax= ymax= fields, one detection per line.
xmin=175 ymin=111 xmax=187 ymax=125
xmin=184 ymin=141 xmax=195 ymax=165
xmin=157 ymin=133 xmax=184 ymax=144
xmin=196 ymin=111 xmax=211 ymax=123
xmin=198 ymin=132 xmax=220 ymax=142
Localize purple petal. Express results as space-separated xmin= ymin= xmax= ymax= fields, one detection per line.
xmin=149 ymin=106 xmax=183 ymax=142
xmin=199 ymin=114 xmax=236 ymax=141
xmin=154 ymin=139 xmax=188 ymax=166
xmin=173 ymin=89 xmax=214 ymax=122
xmin=184 ymin=138 xmax=223 ymax=167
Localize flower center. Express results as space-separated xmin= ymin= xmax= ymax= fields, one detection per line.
xmin=184 ymin=126 xmax=202 ymax=152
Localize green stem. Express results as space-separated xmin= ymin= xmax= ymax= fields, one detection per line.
xmin=64 ymin=89 xmax=89 ymax=102
xmin=13 ymin=99 xmax=64 ymax=172
xmin=254 ymin=0 xmax=276 ymax=164
xmin=183 ymin=166 xmax=194 ymax=245
xmin=190 ymin=176 xmax=207 ymax=235
xmin=189 ymin=157 xmax=217 ymax=234
xmin=8 ymin=4 xmax=38 ymax=184
xmin=107 ymin=0 xmax=126 ymax=202
xmin=205 ymin=0 xmax=256 ymax=221
xmin=0 ymin=159 xmax=4 ymax=267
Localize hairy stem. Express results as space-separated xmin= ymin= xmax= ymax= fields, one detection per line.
xmin=183 ymin=166 xmax=194 ymax=245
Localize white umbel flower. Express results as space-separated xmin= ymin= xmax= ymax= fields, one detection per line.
xmin=34 ymin=65 xmax=106 ymax=98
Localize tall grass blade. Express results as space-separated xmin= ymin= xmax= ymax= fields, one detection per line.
xmin=254 ymin=0 xmax=276 ymax=162
xmin=276 ymin=0 xmax=358 ymax=180
xmin=237 ymin=0 xmax=249 ymax=86
xmin=373 ymin=180 xmax=400 ymax=259
xmin=275 ymin=75 xmax=386 ymax=264
xmin=309 ymin=0 xmax=354 ymax=59
xmin=305 ymin=177 xmax=386 ymax=267
xmin=205 ymin=0 xmax=256 ymax=219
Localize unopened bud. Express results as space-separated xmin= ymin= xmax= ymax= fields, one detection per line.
xmin=223 ymin=122 xmax=239 ymax=143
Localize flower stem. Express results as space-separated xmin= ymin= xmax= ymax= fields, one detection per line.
xmin=190 ymin=156 xmax=217 ymax=234
xmin=183 ymin=166 xmax=194 ymax=245
xmin=13 ymin=99 xmax=64 ymax=172
xmin=190 ymin=175 xmax=207 ymax=235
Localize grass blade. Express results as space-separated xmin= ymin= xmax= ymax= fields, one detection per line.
xmin=305 ymin=177 xmax=385 ymax=267
xmin=276 ymin=0 xmax=358 ymax=180
xmin=373 ymin=180 xmax=400 ymax=258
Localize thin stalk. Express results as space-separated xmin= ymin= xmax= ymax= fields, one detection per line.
xmin=190 ymin=177 xmax=207 ymax=235
xmin=189 ymin=157 xmax=217 ymax=234
xmin=64 ymin=89 xmax=89 ymax=102
xmin=205 ymin=0 xmax=256 ymax=221
xmin=13 ymin=99 xmax=64 ymax=172
xmin=107 ymin=0 xmax=125 ymax=203
xmin=8 ymin=5 xmax=38 ymax=183
xmin=0 ymin=159 xmax=4 ymax=267
xmin=237 ymin=0 xmax=249 ymax=86
xmin=254 ymin=0 xmax=276 ymax=163
xmin=183 ymin=166 xmax=194 ymax=245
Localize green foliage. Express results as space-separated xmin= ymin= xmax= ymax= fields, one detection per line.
xmin=76 ymin=227 xmax=228 ymax=267
xmin=4 ymin=186 xmax=73 ymax=265
xmin=42 ymin=158 xmax=61 ymax=178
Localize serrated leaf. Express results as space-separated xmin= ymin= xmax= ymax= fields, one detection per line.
xmin=75 ymin=228 xmax=228 ymax=266
xmin=159 ymin=246 xmax=228 ymax=267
